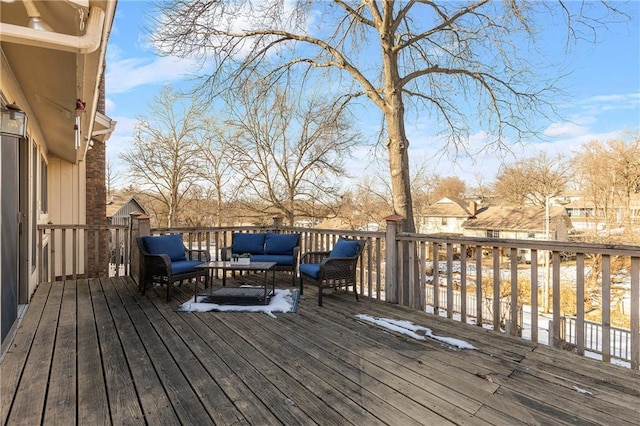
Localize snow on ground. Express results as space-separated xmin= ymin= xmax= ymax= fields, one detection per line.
xmin=355 ymin=314 xmax=477 ymax=350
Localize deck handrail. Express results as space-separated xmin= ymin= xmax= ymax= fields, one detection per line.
xmin=37 ymin=217 xmax=639 ymax=370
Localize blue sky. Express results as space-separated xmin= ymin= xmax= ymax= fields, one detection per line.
xmin=105 ymin=1 xmax=640 ymax=189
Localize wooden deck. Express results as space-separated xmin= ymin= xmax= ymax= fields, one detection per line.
xmin=2 ymin=275 xmax=640 ymax=425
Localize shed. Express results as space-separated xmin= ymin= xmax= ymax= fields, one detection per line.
xmin=106 ymin=195 xmax=147 ymax=226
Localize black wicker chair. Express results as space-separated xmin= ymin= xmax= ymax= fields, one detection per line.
xmin=299 ymin=238 xmax=365 ymax=306
xmin=137 ymin=235 xmax=210 ymax=301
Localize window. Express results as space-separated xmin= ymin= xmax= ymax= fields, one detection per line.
xmin=527 ymin=232 xmax=535 ymax=238
xmin=486 ymin=229 xmax=500 ymax=238
xmin=40 ymin=156 xmax=47 ymax=213
xmin=441 ymin=217 xmax=448 ymax=225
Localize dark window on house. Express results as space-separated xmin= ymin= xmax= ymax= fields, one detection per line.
xmin=40 ymin=156 xmax=47 ymax=213
xmin=528 ymin=232 xmax=535 ymax=238
xmin=441 ymin=217 xmax=448 ymax=225
xmin=486 ymin=229 xmax=500 ymax=238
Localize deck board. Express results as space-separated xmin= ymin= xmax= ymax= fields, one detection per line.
xmin=2 ymin=275 xmax=640 ymax=425
xmin=76 ymin=278 xmax=110 ymax=425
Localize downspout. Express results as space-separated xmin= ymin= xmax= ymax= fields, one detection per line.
xmin=0 ymin=5 xmax=105 ymax=54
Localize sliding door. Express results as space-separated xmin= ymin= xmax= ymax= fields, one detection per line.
xmin=1 ymin=134 xmax=19 ymax=346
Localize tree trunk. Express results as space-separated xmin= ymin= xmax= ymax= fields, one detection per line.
xmin=380 ymin=17 xmax=415 ymax=232
xmin=380 ymin=28 xmax=421 ymax=309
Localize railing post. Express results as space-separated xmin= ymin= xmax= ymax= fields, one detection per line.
xmin=384 ymin=214 xmax=403 ymax=304
xmin=130 ymin=212 xmax=150 ymax=287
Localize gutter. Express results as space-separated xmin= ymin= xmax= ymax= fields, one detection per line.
xmin=0 ymin=5 xmax=105 ymax=54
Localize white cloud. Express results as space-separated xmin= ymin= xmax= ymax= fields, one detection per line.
xmin=543 ymin=122 xmax=588 ymax=138
xmin=104 ymin=97 xmax=115 ymax=113
xmin=105 ymin=55 xmax=198 ymax=94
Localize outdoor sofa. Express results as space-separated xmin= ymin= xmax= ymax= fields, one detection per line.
xmin=221 ymin=232 xmax=301 ymax=285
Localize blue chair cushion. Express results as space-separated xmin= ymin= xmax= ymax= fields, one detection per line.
xmin=143 ymin=234 xmax=186 ymax=261
xmin=251 ymin=254 xmax=294 ymax=266
xmin=265 ymin=233 xmax=299 ymax=255
xmin=299 ymin=263 xmax=320 ymax=279
xmin=232 ymin=233 xmax=266 ymax=255
xmin=329 ymin=238 xmax=360 ymax=258
xmin=170 ymin=260 xmax=204 ymax=275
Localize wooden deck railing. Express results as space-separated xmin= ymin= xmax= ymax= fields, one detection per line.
xmin=37 ymin=216 xmax=639 ymax=370
xmin=38 ymin=223 xmax=130 ymax=282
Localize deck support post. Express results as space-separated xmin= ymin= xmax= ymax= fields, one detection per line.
xmin=384 ymin=214 xmax=404 ymax=304
xmin=129 ymin=212 xmax=150 ymax=286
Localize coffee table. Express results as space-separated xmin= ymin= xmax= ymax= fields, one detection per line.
xmin=196 ymin=261 xmax=277 ymax=305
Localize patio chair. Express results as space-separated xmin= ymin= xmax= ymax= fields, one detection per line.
xmin=299 ymin=238 xmax=366 ymax=306
xmin=136 ymin=235 xmax=210 ymax=301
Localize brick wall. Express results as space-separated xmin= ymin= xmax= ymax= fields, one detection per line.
xmin=85 ymin=68 xmax=108 ymax=276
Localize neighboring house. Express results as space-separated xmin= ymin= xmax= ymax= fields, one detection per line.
xmin=107 ymin=195 xmax=147 ymax=226
xmin=565 ymin=193 xmax=640 ymax=234
xmin=463 ymin=205 xmax=571 ymax=263
xmin=1 ymin=1 xmax=116 ymax=354
xmin=416 ymin=197 xmax=479 ymax=235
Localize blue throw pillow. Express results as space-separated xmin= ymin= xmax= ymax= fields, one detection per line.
xmin=143 ymin=234 xmax=186 ymax=262
xmin=232 ymin=233 xmax=266 ymax=255
xmin=329 ymin=238 xmax=360 ymax=258
xmin=265 ymin=233 xmax=299 ymax=255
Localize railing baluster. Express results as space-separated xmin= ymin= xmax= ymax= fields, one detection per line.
xmin=432 ymin=242 xmax=439 ymax=313
xmin=576 ymin=253 xmax=585 ymax=356
xmin=460 ymin=244 xmax=467 ymax=324
xmin=552 ymin=251 xmax=561 ymax=348
xmin=376 ymin=238 xmax=382 ymax=301
xmin=50 ymin=228 xmax=56 ymax=282
xmin=492 ymin=247 xmax=500 ymax=330
xmin=631 ymin=256 xmax=639 ymax=370
xmin=72 ymin=228 xmax=77 ymax=280
xmin=531 ymin=249 xmax=538 ymax=343
xmin=602 ymin=254 xmax=611 ymax=362
xmin=510 ymin=247 xmax=518 ymax=336
xmin=476 ymin=244 xmax=483 ymax=327
xmin=446 ymin=243 xmax=453 ymax=318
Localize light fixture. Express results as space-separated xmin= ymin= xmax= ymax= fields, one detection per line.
xmin=24 ymin=0 xmax=53 ymax=31
xmin=28 ymin=17 xmax=54 ymax=31
xmin=1 ymin=103 xmax=28 ymax=138
xmin=74 ymin=116 xmax=81 ymax=149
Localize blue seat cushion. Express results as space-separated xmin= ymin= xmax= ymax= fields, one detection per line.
xmin=232 ymin=233 xmax=266 ymax=255
xmin=171 ymin=260 xmax=204 ymax=275
xmin=299 ymin=263 xmax=320 ymax=279
xmin=265 ymin=233 xmax=299 ymax=255
xmin=329 ymin=238 xmax=360 ymax=258
xmin=251 ymin=254 xmax=294 ymax=266
xmin=143 ymin=234 xmax=186 ymax=261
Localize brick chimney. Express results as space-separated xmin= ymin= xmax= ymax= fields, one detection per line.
xmin=85 ymin=67 xmax=108 ymax=276
xmin=468 ymin=201 xmax=477 ymax=216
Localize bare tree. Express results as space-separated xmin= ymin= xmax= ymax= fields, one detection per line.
xmin=198 ymin=117 xmax=242 ymax=227
xmin=119 ymin=87 xmax=206 ymax=227
xmin=220 ymin=81 xmax=361 ymax=225
xmin=432 ymin=176 xmax=467 ymax=201
xmin=573 ymin=135 xmax=640 ymax=237
xmin=342 ymin=175 xmax=394 ymax=229
xmin=149 ymin=0 xmax=624 ymax=233
xmin=494 ymin=152 xmax=569 ymax=207
xmin=105 ymin=160 xmax=120 ymax=198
